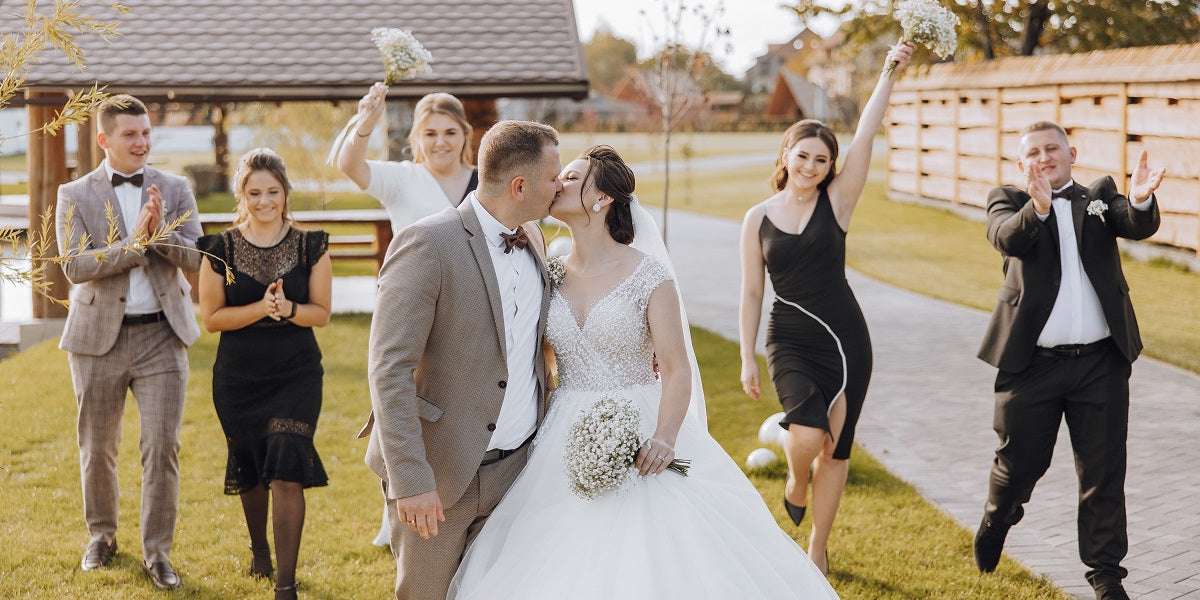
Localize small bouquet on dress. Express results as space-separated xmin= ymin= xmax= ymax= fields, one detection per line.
xmin=886 ymin=0 xmax=959 ymax=76
xmin=327 ymin=28 xmax=434 ymax=164
xmin=564 ymin=396 xmax=690 ymax=500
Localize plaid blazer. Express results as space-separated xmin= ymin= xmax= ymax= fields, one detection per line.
xmin=362 ymin=200 xmax=550 ymax=507
xmin=55 ymin=165 xmax=202 ymax=355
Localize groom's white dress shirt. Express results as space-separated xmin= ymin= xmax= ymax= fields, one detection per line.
xmin=104 ymin=160 xmax=161 ymax=316
xmin=470 ymin=194 xmax=543 ymax=451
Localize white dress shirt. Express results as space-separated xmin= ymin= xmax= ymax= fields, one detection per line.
xmin=103 ymin=160 xmax=161 ymax=316
xmin=469 ymin=194 xmax=543 ymax=450
xmin=1034 ymin=179 xmax=1152 ymax=347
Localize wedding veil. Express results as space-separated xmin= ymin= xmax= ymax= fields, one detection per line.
xmin=628 ymin=199 xmax=708 ymax=430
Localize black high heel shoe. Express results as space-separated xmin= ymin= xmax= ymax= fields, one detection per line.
xmin=783 ymin=495 xmax=807 ymax=525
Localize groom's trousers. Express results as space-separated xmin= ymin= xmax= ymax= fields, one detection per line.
xmin=386 ymin=444 xmax=529 ymax=600
xmin=984 ymin=339 xmax=1130 ymax=585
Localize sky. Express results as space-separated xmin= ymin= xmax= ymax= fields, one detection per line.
xmin=571 ymin=0 xmax=845 ymax=76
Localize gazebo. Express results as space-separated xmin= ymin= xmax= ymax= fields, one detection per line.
xmin=12 ymin=0 xmax=589 ymax=317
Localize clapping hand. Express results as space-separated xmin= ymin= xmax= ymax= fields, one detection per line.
xmin=1023 ymin=162 xmax=1053 ymax=215
xmin=271 ymin=278 xmax=292 ymax=320
xmin=262 ymin=279 xmax=283 ymax=320
xmin=135 ymin=184 xmax=164 ymax=239
xmin=1129 ymin=150 xmax=1165 ymax=204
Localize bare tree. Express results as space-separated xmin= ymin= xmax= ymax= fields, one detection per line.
xmin=638 ymin=0 xmax=729 ymax=245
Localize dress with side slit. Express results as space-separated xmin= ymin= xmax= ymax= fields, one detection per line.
xmin=760 ymin=190 xmax=872 ymax=459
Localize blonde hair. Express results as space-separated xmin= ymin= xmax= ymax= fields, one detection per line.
xmin=231 ymin=147 xmax=293 ymax=228
xmin=407 ymin=93 xmax=474 ymax=166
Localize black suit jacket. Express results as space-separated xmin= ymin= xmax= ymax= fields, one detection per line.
xmin=977 ymin=176 xmax=1161 ymax=373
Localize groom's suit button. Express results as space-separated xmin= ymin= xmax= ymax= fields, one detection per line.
xmin=498 ymin=380 xmax=507 ymax=388
xmin=487 ymin=423 xmax=496 ymax=431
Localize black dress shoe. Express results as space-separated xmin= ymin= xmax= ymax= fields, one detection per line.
xmin=972 ymin=517 xmax=1009 ymax=573
xmin=81 ymin=539 xmax=117 ymax=571
xmin=142 ymin=559 xmax=181 ymax=590
xmin=783 ymin=495 xmax=807 ymax=525
xmin=1094 ymin=582 xmax=1130 ymax=600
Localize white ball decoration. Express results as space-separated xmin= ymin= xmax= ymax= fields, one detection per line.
xmin=547 ymin=236 xmax=573 ymax=258
xmin=745 ymin=448 xmax=778 ymax=469
xmin=757 ymin=412 xmax=786 ymax=444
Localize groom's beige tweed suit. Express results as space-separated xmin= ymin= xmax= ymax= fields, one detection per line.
xmin=362 ymin=200 xmax=549 ymax=599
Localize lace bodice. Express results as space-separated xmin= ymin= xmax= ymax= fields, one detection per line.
xmin=547 ymin=255 xmax=674 ymax=391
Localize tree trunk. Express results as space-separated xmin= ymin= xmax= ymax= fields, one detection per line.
xmin=975 ymin=0 xmax=995 ymax=60
xmin=1020 ymin=0 xmax=1050 ymax=56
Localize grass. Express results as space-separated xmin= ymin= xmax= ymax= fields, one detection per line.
xmin=634 ymin=155 xmax=1200 ymax=374
xmin=0 ymin=317 xmax=1068 ymax=599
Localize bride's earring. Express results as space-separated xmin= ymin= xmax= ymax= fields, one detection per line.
xmin=592 ymin=199 xmax=602 ymax=213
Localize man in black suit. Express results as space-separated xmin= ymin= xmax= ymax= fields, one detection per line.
xmin=973 ymin=121 xmax=1162 ymax=600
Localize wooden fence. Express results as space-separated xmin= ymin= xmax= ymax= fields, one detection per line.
xmin=887 ymin=44 xmax=1200 ymax=253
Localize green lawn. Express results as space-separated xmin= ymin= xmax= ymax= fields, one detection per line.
xmin=0 ymin=317 xmax=1067 ymax=599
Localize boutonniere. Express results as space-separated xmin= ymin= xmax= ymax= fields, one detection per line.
xmin=547 ymin=256 xmax=566 ymax=288
xmin=1086 ymin=199 xmax=1108 ymax=217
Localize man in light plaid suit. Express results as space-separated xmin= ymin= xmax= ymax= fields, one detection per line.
xmin=362 ymin=120 xmax=560 ymax=600
xmin=55 ymin=94 xmax=202 ymax=590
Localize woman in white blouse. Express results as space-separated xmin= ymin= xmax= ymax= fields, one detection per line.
xmin=336 ymin=85 xmax=478 ymax=547
xmin=337 ymin=84 xmax=478 ymax=233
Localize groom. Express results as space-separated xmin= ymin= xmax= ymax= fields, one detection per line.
xmin=974 ymin=121 xmax=1162 ymax=600
xmin=362 ymin=120 xmax=560 ymax=599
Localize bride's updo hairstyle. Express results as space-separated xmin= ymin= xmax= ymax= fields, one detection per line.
xmin=579 ymin=145 xmax=636 ymax=245
xmin=773 ymin=119 xmax=838 ymax=192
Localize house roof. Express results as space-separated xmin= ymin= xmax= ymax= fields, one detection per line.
xmin=13 ymin=0 xmax=589 ymax=104
xmin=766 ymin=67 xmax=829 ymax=120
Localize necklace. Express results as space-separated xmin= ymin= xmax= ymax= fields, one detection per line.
xmin=241 ymin=221 xmax=288 ymax=247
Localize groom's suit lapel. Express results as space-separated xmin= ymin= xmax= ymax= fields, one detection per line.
xmin=1069 ymin=182 xmax=1088 ymax=253
xmin=459 ymin=202 xmax=508 ymax=357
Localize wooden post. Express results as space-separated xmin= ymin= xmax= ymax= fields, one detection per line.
xmin=1119 ymin=83 xmax=1130 ymax=187
xmin=995 ymin=87 xmax=1004 ymax=188
xmin=26 ymin=91 xmax=70 ymax=318
xmin=915 ymin=90 xmax=924 ymax=200
xmin=952 ymin=88 xmax=960 ymax=205
xmin=462 ymin=98 xmax=498 ymax=163
xmin=212 ymin=102 xmax=231 ymax=193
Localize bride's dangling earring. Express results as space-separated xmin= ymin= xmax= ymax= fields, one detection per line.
xmin=592 ymin=199 xmax=602 ymax=213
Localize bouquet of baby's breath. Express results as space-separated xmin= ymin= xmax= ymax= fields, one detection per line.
xmin=327 ymin=28 xmax=434 ymax=165
xmin=564 ymin=396 xmax=690 ymax=500
xmin=371 ymin=27 xmax=433 ymax=84
xmin=886 ymin=0 xmax=959 ymax=76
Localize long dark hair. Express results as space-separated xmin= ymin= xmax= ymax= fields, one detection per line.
xmin=578 ymin=145 xmax=635 ymax=245
xmin=772 ymin=119 xmax=838 ymax=192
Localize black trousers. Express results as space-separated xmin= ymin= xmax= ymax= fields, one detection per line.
xmin=984 ymin=340 xmax=1130 ymax=585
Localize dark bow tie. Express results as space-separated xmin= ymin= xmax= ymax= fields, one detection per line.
xmin=111 ymin=172 xmax=144 ymax=187
xmin=500 ymin=227 xmax=528 ymax=254
xmin=1051 ymin=187 xmax=1072 ymax=200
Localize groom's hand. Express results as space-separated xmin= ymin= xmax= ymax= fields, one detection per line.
xmin=395 ymin=490 xmax=444 ymax=539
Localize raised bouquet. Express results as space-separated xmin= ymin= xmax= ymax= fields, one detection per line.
xmin=327 ymin=28 xmax=433 ymax=164
xmin=564 ymin=396 xmax=690 ymax=500
xmin=887 ymin=0 xmax=959 ymax=76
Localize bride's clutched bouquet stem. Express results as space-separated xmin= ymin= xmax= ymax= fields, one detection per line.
xmin=564 ymin=397 xmax=690 ymax=500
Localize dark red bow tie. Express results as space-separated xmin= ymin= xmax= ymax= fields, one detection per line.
xmin=500 ymin=227 xmax=528 ymax=254
xmin=111 ymin=172 xmax=144 ymax=187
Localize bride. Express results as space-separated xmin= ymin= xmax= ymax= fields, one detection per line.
xmin=447 ymin=145 xmax=838 ymax=599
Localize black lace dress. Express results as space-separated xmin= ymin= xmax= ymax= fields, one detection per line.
xmin=198 ymin=227 xmax=329 ymax=494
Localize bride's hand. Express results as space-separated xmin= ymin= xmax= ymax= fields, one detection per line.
xmin=636 ymin=438 xmax=676 ymax=477
xmin=740 ymin=360 xmax=761 ymax=401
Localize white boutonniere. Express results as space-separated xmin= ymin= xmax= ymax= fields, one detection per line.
xmin=547 ymin=256 xmax=566 ymax=288
xmin=1086 ymin=199 xmax=1108 ymax=217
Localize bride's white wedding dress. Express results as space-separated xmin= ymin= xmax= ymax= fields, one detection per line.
xmin=448 ymin=255 xmax=838 ymax=599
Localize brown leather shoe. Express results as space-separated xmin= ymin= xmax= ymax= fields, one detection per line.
xmin=81 ymin=539 xmax=117 ymax=571
xmin=142 ymin=559 xmax=181 ymax=590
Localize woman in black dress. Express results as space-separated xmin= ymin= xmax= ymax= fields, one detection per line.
xmin=198 ymin=148 xmax=332 ymax=600
xmin=738 ymin=41 xmax=913 ymax=574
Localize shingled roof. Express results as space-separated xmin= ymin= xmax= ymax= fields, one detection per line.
xmin=14 ymin=0 xmax=589 ymax=103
